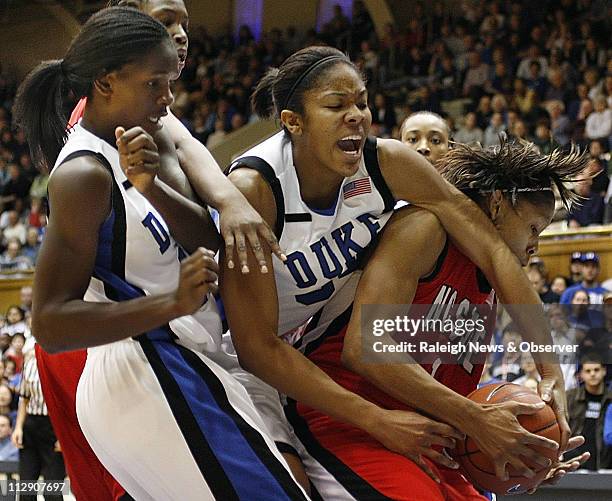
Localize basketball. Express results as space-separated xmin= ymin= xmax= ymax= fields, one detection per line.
xmin=453 ymin=383 xmax=560 ymax=495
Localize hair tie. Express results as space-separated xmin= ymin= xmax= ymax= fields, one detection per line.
xmin=282 ymin=55 xmax=344 ymax=111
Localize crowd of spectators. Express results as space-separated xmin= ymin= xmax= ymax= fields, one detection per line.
xmin=166 ymin=0 xmax=610 ymax=224
xmin=0 ymin=0 xmax=610 ymax=476
xmin=483 ymin=251 xmax=612 ymax=470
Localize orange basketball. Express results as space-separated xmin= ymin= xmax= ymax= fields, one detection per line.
xmin=452 ymin=383 xmax=560 ymax=496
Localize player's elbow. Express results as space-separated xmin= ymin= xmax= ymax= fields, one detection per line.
xmin=31 ymin=308 xmax=65 ymax=354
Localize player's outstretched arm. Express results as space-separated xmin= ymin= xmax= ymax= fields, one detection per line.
xmin=378 ymin=139 xmax=569 ymax=450
xmin=32 ymin=157 xmax=216 ymax=353
xmin=222 ymin=169 xmax=462 ymax=481
xmin=163 ymin=112 xmax=284 ymax=273
xmin=342 ymin=206 xmax=558 ymax=481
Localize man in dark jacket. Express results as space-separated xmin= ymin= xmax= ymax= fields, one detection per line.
xmin=567 ymin=352 xmax=612 ymax=469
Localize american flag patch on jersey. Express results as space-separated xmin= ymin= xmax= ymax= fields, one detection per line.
xmin=343 ymin=177 xmax=371 ymax=199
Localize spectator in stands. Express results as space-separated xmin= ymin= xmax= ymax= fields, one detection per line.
xmin=514 ymin=353 xmax=539 ymax=387
xmin=490 ymin=324 xmax=524 ymax=382
xmin=22 ymin=228 xmax=40 ymax=266
xmin=585 ymin=95 xmax=612 ymax=140
xmin=567 ymin=352 xmax=612 ymax=470
xmin=0 ymin=413 xmax=18 ymax=461
xmin=19 ymin=286 xmax=32 ymax=317
xmin=510 ymin=78 xmax=536 ymax=117
xmin=0 ymin=239 xmax=33 ymax=272
xmin=454 ymin=111 xmax=483 ymax=145
xmin=562 ymin=252 xmax=608 ymax=304
xmin=548 ymin=304 xmax=579 ymax=390
xmin=462 ymin=51 xmax=489 ymax=99
xmin=483 ymin=112 xmax=505 ymax=147
xmin=517 ymin=44 xmax=548 ymax=80
xmin=533 ymin=121 xmax=557 ymax=155
xmin=371 ymin=92 xmax=397 ymax=137
xmin=205 ymin=118 xmax=227 ymax=148
xmin=547 ymin=100 xmax=572 ymax=147
xmin=5 ymin=332 xmax=25 ymax=369
xmin=568 ymin=159 xmax=605 ymax=227
xmin=582 ymin=304 xmax=612 ymax=361
xmin=568 ymin=289 xmax=604 ymax=331
xmin=0 ymin=305 xmax=26 ymax=342
xmin=526 ymin=61 xmax=547 ymax=99
xmin=568 ymin=251 xmax=584 ymax=286
xmin=26 ymin=197 xmax=44 ymax=228
xmin=0 ymin=384 xmax=15 ymax=424
xmin=0 ymin=164 xmax=29 ymax=213
xmin=580 ymin=38 xmax=607 ymax=73
xmin=2 ymin=210 xmax=26 ymax=246
xmin=551 ymin=275 xmax=569 ymax=297
xmin=544 ymin=68 xmax=573 ymax=104
xmin=510 ymin=119 xmax=529 ymax=141
xmin=527 ymin=266 xmax=560 ymax=303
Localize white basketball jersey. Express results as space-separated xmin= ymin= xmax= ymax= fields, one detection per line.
xmin=229 ymin=131 xmax=394 ymax=344
xmin=52 ymin=122 xmax=221 ymax=351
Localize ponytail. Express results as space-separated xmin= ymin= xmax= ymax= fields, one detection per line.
xmin=13 ymin=60 xmax=69 ymax=171
xmin=250 ymin=67 xmax=279 ymax=119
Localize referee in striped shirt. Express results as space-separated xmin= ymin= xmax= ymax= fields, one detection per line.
xmin=12 ymin=348 xmax=65 ymax=501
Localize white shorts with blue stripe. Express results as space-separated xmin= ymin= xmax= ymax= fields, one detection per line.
xmin=76 ymin=336 xmax=309 ymax=501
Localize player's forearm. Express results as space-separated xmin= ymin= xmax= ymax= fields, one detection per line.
xmin=343 ymin=353 xmax=480 ymax=432
xmin=237 ymin=337 xmax=381 ymax=432
xmin=143 ymin=178 xmax=220 ymax=253
xmin=176 ymin=135 xmax=248 ymax=211
xmin=32 ymin=293 xmax=183 ymax=353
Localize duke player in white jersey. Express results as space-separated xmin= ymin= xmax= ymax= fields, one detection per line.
xmin=216 ymin=46 xmax=572 ymax=498
xmin=13 ymin=8 xmax=308 ymax=500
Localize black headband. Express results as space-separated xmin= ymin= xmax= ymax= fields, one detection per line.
xmin=282 ymin=55 xmax=345 ymax=111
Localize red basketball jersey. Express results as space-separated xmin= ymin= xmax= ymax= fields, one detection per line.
xmin=306 ymin=241 xmax=497 ymax=411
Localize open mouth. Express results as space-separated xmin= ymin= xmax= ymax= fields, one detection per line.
xmin=177 ymin=50 xmax=187 ymax=66
xmin=337 ymin=135 xmax=363 ymax=157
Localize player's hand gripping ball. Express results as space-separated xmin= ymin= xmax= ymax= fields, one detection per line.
xmin=453 ymin=383 xmax=560 ymax=495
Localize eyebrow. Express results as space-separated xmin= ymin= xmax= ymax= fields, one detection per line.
xmin=152 ymin=8 xmax=189 ymax=18
xmin=322 ymin=89 xmax=367 ymax=97
xmin=405 ymin=129 xmax=445 ymax=134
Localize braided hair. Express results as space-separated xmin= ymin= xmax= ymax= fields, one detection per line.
xmin=437 ymin=138 xmax=588 ymax=211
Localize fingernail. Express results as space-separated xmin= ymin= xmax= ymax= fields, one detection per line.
xmin=261 ymin=265 xmax=268 ymax=274
xmin=451 ymin=462 xmax=460 ymax=469
xmin=280 ymin=253 xmax=287 ymax=261
xmin=227 ymin=261 xmax=234 ymax=269
xmin=241 ymin=265 xmax=249 ymax=274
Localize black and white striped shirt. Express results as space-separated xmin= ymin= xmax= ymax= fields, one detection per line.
xmin=19 ymin=351 xmax=47 ymax=416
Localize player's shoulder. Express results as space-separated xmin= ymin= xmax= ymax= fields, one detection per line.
xmin=386 ymin=205 xmax=445 ymax=239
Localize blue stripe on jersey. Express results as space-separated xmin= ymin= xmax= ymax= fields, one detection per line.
xmin=95 ymin=206 xmax=115 ymax=272
xmin=150 ymin=339 xmax=303 ymax=501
